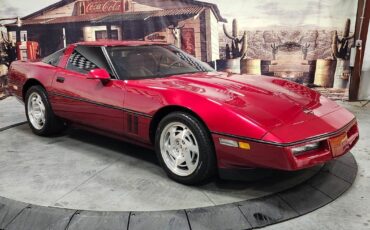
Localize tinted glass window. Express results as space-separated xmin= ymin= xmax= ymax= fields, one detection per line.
xmin=106 ymin=45 xmax=214 ymax=80
xmin=66 ymin=46 xmax=113 ymax=76
xmin=42 ymin=49 xmax=65 ymax=67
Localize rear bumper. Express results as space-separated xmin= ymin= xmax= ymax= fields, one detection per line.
xmin=213 ymin=119 xmax=359 ymax=171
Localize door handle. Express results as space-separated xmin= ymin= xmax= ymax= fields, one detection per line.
xmin=56 ymin=77 xmax=65 ymax=83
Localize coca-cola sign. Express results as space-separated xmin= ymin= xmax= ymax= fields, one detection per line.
xmin=84 ymin=0 xmax=124 ymax=14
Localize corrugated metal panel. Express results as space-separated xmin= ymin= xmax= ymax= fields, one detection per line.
xmin=94 ymin=12 xmax=153 ymax=23
xmin=48 ymin=14 xmax=109 ymax=24
xmin=22 ymin=14 xmax=110 ymax=25
xmin=22 ymin=7 xmax=206 ymax=25
xmin=95 ymin=7 xmax=204 ymax=23
xmin=22 ymin=18 xmax=55 ymax=25
xmin=149 ymin=6 xmax=203 ymax=18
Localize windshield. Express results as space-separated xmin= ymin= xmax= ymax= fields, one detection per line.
xmin=106 ymin=45 xmax=214 ymax=80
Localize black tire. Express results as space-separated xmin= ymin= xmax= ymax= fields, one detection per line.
xmin=25 ymin=85 xmax=65 ymax=136
xmin=155 ymin=112 xmax=216 ymax=185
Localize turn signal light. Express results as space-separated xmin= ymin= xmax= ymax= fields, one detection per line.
xmin=238 ymin=142 xmax=251 ymax=150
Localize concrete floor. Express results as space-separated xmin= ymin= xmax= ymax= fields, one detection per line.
xmin=0 ymin=97 xmax=369 ymax=228
xmin=0 ymin=97 xmax=25 ymax=128
xmin=0 ymin=97 xmax=320 ymax=211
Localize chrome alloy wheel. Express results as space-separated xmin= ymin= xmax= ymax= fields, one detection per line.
xmin=27 ymin=92 xmax=46 ymax=130
xmin=160 ymin=122 xmax=200 ymax=177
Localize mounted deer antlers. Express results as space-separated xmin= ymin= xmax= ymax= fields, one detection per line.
xmin=168 ymin=23 xmax=185 ymax=48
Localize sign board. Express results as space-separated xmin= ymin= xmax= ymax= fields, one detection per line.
xmin=145 ymin=32 xmax=167 ymax=42
xmin=83 ymin=0 xmax=124 ymax=14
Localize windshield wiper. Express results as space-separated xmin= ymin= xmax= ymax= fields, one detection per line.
xmin=154 ymin=71 xmax=204 ymax=78
xmin=175 ymin=71 xmax=205 ymax=76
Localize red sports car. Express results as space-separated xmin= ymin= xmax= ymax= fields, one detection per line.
xmin=8 ymin=41 xmax=359 ymax=184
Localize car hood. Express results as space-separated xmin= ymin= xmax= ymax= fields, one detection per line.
xmin=159 ymin=72 xmax=340 ymax=131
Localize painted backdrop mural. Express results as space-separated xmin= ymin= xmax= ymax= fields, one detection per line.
xmin=0 ymin=0 xmax=359 ymax=100
xmin=214 ymin=0 xmax=358 ymax=90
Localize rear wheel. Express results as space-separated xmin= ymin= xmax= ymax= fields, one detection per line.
xmin=155 ymin=112 xmax=216 ymax=185
xmin=25 ymin=85 xmax=65 ymax=136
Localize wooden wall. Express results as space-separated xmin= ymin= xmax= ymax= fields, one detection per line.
xmin=205 ymin=8 xmax=220 ymax=62
xmin=34 ymin=2 xmax=76 ymax=19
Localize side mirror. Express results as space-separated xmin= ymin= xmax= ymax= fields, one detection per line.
xmin=87 ymin=69 xmax=111 ymax=84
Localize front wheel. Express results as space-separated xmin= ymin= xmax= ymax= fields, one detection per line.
xmin=25 ymin=85 xmax=65 ymax=136
xmin=155 ymin=112 xmax=216 ymax=185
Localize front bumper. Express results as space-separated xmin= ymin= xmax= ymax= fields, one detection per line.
xmin=213 ymin=120 xmax=359 ymax=171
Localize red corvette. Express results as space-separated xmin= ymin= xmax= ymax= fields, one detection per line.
xmin=8 ymin=41 xmax=359 ymax=184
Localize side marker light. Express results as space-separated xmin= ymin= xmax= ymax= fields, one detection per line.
xmin=239 ymin=142 xmax=251 ymax=150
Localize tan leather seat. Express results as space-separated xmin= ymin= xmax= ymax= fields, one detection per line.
xmin=125 ymin=53 xmax=156 ymax=77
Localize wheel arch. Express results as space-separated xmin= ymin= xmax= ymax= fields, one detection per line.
xmin=149 ymin=105 xmax=212 ymax=145
xmin=22 ymin=79 xmax=45 ymax=101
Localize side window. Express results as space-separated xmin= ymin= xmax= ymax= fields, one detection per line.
xmin=67 ymin=50 xmax=98 ymax=74
xmin=42 ymin=49 xmax=65 ymax=67
xmin=66 ymin=46 xmax=113 ymax=76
